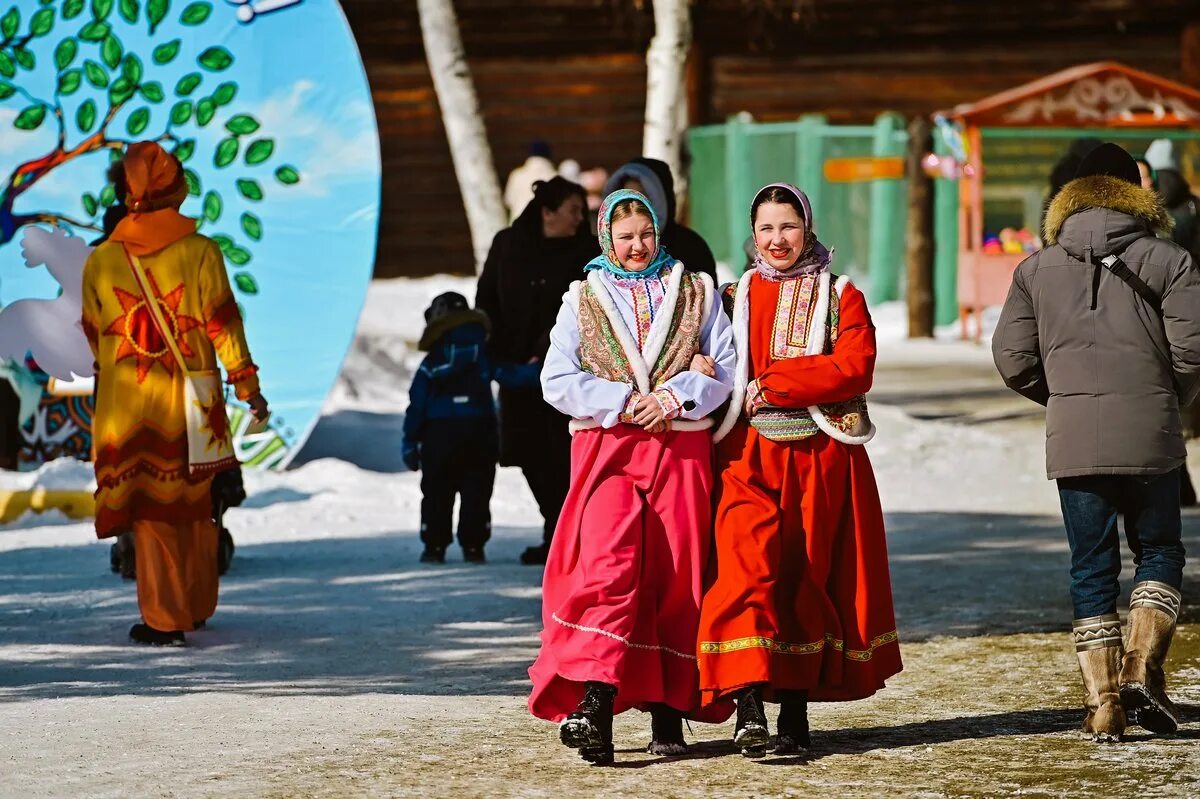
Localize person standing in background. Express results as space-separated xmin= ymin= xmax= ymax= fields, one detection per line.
xmin=476 ymin=177 xmax=599 ymax=565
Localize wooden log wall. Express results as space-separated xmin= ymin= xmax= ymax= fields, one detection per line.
xmin=344 ymin=0 xmax=1200 ymax=279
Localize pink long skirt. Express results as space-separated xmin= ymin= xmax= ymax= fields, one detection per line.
xmin=528 ymin=426 xmax=731 ymax=723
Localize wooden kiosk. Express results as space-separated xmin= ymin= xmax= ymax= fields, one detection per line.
xmin=943 ymin=62 xmax=1200 ymax=340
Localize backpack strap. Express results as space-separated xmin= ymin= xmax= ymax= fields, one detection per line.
xmin=1099 ymin=254 xmax=1161 ymax=315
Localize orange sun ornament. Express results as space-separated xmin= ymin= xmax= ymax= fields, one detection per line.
xmin=194 ymin=388 xmax=230 ymax=453
xmin=103 ymin=281 xmax=203 ymax=383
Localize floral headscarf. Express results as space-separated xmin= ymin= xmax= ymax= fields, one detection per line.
xmin=750 ymin=182 xmax=832 ymax=281
xmin=584 ymin=189 xmax=676 ymax=279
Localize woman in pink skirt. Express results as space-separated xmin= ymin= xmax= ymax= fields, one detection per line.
xmin=527 ymin=189 xmax=735 ymax=765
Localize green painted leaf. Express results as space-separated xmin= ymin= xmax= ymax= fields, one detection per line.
xmin=30 ymin=6 xmax=54 ymax=36
xmin=234 ymin=273 xmax=258 ymax=294
xmin=227 ymin=247 xmax=251 ymax=266
xmin=195 ymin=96 xmax=215 ymax=126
xmin=139 ymin=81 xmax=164 ymax=102
xmin=174 ymin=72 xmax=201 ymax=96
xmin=84 ymin=59 xmax=108 ymax=88
xmin=211 ymin=81 xmax=236 ymax=106
xmin=146 ymin=0 xmax=168 ymax=33
xmin=214 ymin=137 xmax=239 ymax=168
xmin=274 ymin=165 xmax=300 ymax=185
xmin=118 ymin=0 xmax=138 ymax=23
xmin=99 ymin=183 xmax=116 ymax=207
xmin=126 ymin=106 xmax=149 ymax=135
xmin=0 ymin=54 xmax=13 ymax=79
xmin=152 ymin=38 xmax=179 ymax=65
xmin=224 ymin=114 xmax=259 ymax=136
xmin=120 ymin=53 xmax=142 ymax=84
xmin=169 ymin=99 xmax=191 ymax=125
xmin=197 ymin=46 xmax=232 ymax=72
xmin=14 ymin=105 xmax=46 ymax=131
xmin=183 ymin=168 xmax=201 ymax=196
xmin=54 ymin=39 xmax=77 ymax=71
xmin=240 ymin=213 xmax=262 ymax=241
xmin=92 ymin=0 xmax=114 ymax=20
xmin=82 ymin=193 xmax=98 ymax=216
xmin=63 ymin=0 xmax=86 ymax=19
xmin=0 ymin=82 xmax=15 ymax=100
xmin=180 ymin=1 xmax=210 ymax=25
xmin=57 ymin=69 xmax=82 ymax=95
xmin=244 ymin=138 xmax=274 ymax=166
xmin=211 ymin=234 xmax=234 ymax=254
xmin=79 ymin=20 xmax=109 ymax=41
xmin=173 ymin=138 xmax=195 ymax=162
xmin=0 ymin=8 xmax=18 ymax=39
xmin=108 ymin=75 xmax=135 ymax=105
xmin=202 ymin=190 xmax=221 ymax=222
xmin=12 ymin=47 xmax=33 ymax=70
xmin=100 ymin=34 xmax=122 ymax=68
xmin=235 ymin=178 xmax=263 ymax=201
xmin=76 ymin=98 xmax=97 ymax=131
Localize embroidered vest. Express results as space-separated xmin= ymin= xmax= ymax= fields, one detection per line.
xmin=576 ymin=268 xmax=707 ymax=393
xmin=713 ymin=270 xmax=875 ymax=446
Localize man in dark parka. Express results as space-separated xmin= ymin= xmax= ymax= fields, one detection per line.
xmin=994 ymin=143 xmax=1200 ymax=742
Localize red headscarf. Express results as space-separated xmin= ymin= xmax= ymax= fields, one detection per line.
xmin=108 ymin=141 xmax=196 ymax=256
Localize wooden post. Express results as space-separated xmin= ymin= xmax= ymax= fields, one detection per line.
xmin=1184 ymin=24 xmax=1200 ymax=87
xmin=905 ymin=115 xmax=934 ymax=338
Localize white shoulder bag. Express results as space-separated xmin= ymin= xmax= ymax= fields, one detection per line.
xmin=122 ymin=247 xmax=239 ymax=477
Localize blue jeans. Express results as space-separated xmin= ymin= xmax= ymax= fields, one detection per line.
xmin=1057 ymin=470 xmax=1186 ymax=619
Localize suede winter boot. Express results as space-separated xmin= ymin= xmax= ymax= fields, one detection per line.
xmin=1073 ymin=614 xmax=1125 ymax=742
xmin=1120 ymin=581 xmax=1182 ymax=734
xmin=774 ymin=693 xmax=811 ymax=754
xmin=646 ymin=704 xmax=687 ymax=756
xmin=734 ymin=686 xmax=769 ymax=757
xmin=559 ymin=681 xmax=617 ymax=765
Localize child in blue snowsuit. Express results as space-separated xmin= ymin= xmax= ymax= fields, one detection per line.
xmin=403 ymin=292 xmax=537 ymax=564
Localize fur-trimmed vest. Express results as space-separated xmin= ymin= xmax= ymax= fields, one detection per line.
xmin=568 ymin=264 xmax=714 ymax=432
xmin=713 ymin=269 xmax=875 ymax=445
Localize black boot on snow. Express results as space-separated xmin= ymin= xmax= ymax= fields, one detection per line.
xmin=774 ymin=695 xmax=811 ymax=754
xmin=647 ymin=704 xmax=688 ymax=756
xmin=520 ymin=544 xmax=549 ymax=565
xmin=734 ymin=687 xmax=769 ymax=757
xmin=419 ymin=546 xmax=446 ymax=564
xmin=559 ymin=681 xmax=616 ymax=765
xmin=462 ymin=546 xmax=486 ymax=564
xmin=129 ymin=623 xmax=186 ymax=647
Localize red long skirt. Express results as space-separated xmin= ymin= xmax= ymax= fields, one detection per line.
xmin=528 ymin=426 xmax=731 ymax=723
xmin=698 ymin=424 xmax=902 ymax=705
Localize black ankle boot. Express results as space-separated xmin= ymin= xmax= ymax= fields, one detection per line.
xmin=734 ymin=686 xmax=769 ymax=757
xmin=647 ymin=704 xmax=687 ymax=756
xmin=129 ymin=623 xmax=185 ymax=647
xmin=775 ymin=696 xmax=811 ymax=754
xmin=559 ymin=681 xmax=616 ymax=765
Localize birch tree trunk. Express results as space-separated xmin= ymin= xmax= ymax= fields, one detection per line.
xmin=417 ymin=0 xmax=506 ymax=271
xmin=642 ymin=0 xmax=692 ymax=214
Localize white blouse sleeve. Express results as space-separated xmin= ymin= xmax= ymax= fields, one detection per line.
xmin=540 ymin=295 xmax=635 ymax=428
xmin=653 ymin=286 xmax=736 ymax=420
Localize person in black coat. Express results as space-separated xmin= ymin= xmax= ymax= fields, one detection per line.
xmin=476 ymin=177 xmax=599 ymax=565
xmin=604 ymin=157 xmax=717 ymax=282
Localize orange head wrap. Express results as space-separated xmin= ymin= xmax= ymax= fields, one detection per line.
xmin=109 ymin=141 xmax=196 ymax=256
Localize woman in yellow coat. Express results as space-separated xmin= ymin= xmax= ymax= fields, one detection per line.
xmin=81 ymin=141 xmax=268 ymax=646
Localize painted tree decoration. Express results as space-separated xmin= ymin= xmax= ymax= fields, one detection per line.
xmin=0 ymin=0 xmax=302 ymax=301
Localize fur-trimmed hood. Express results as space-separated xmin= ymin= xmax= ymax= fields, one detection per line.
xmin=1043 ymin=175 xmax=1172 ymax=256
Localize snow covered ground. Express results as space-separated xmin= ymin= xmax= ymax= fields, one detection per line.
xmin=0 ymin=278 xmax=1195 ymax=798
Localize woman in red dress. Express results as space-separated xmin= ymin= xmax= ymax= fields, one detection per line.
xmin=697 ymin=183 xmax=902 ymax=756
